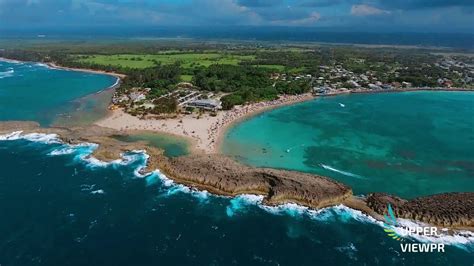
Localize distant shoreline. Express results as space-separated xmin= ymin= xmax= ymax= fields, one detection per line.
xmin=0 ymin=57 xmax=124 ymax=127
xmin=0 ymin=57 xmax=126 ymax=80
xmin=46 ymin=62 xmax=127 ymax=80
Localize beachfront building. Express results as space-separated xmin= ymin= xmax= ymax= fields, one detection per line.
xmin=185 ymin=99 xmax=221 ymax=111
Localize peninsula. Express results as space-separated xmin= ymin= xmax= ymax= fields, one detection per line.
xmin=1 ymin=121 xmax=472 ymax=231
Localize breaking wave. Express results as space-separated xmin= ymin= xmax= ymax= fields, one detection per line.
xmin=0 ymin=131 xmax=60 ymax=144
xmin=0 ymin=131 xmax=148 ymax=175
xmin=0 ymin=69 xmax=14 ymax=79
xmin=1 ymin=131 xmax=473 ymax=249
xmin=223 ymin=195 xmax=474 ymax=248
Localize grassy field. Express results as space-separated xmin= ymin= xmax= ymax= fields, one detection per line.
xmin=252 ymin=64 xmax=286 ymax=71
xmin=180 ymin=74 xmax=193 ymax=82
xmin=75 ymin=53 xmax=256 ymax=69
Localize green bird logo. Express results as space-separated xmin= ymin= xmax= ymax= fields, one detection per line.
xmin=383 ymin=204 xmax=403 ymax=241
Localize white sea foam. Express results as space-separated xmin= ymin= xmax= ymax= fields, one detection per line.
xmin=35 ymin=63 xmax=49 ymax=68
xmin=49 ymin=142 xmax=100 ymax=157
xmin=0 ymin=131 xmax=148 ymax=174
xmin=140 ymin=167 xmax=474 ymax=248
xmin=326 ymin=205 xmax=474 ymax=248
xmin=154 ymin=170 xmax=210 ymax=200
xmin=261 ymin=202 xmax=310 ymax=217
xmin=0 ymin=131 xmax=23 ymax=140
xmin=82 ymin=156 xmax=121 ymax=168
xmin=155 ymin=170 xmax=175 ymax=187
xmin=108 ymin=77 xmax=120 ymax=89
xmin=386 ymin=218 xmax=474 ymax=248
xmin=22 ymin=133 xmax=60 ymax=144
xmin=48 ymin=147 xmax=76 ymax=156
xmin=320 ymin=164 xmax=364 ymax=179
xmin=2 ymin=131 xmax=472 ymax=248
xmin=222 ymin=195 xmax=474 ymax=247
xmin=90 ymin=189 xmax=105 ymax=195
xmin=0 ymin=58 xmax=22 ymax=64
xmin=0 ymin=131 xmax=60 ymax=144
xmin=226 ymin=194 xmax=264 ymax=217
xmin=0 ymin=69 xmax=15 ymax=79
xmin=80 ymin=184 xmax=96 ymax=191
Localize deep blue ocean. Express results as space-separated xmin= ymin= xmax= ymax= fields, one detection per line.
xmin=0 ymin=134 xmax=473 ymax=266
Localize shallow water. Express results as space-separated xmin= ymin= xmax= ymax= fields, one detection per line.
xmin=222 ymin=91 xmax=474 ymax=199
xmin=0 ymin=137 xmax=472 ymax=265
xmin=0 ymin=60 xmax=117 ymax=126
xmin=113 ymin=132 xmax=190 ymax=157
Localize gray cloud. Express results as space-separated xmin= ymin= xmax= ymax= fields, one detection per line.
xmin=237 ymin=0 xmax=284 ymax=7
xmin=0 ymin=0 xmax=472 ymax=32
xmin=377 ymin=0 xmax=474 ymax=10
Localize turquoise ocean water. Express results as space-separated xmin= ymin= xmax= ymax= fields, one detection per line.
xmin=0 ymin=60 xmax=117 ymax=126
xmin=223 ymin=92 xmax=474 ymax=199
xmin=0 ymin=61 xmax=473 ymax=265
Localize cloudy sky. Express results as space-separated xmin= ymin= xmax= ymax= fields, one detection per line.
xmin=0 ymin=0 xmax=473 ymax=32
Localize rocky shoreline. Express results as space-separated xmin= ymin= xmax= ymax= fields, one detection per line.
xmin=0 ymin=121 xmax=472 ymax=231
xmin=156 ymin=154 xmax=353 ymax=209
xmin=366 ymin=192 xmax=473 ymax=229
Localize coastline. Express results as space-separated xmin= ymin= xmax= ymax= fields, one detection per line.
xmin=316 ymin=87 xmax=474 ymax=98
xmin=0 ymin=121 xmax=472 ymax=233
xmin=0 ymin=56 xmax=126 ymax=80
xmin=46 ymin=62 xmax=127 ymax=80
xmin=1 ymin=57 xmax=473 ymax=233
xmin=1 ymin=57 xmax=125 ymax=127
xmin=213 ymin=93 xmax=315 ymax=153
xmin=96 ymin=87 xmax=474 ymax=154
xmin=96 ymin=93 xmax=315 ymax=154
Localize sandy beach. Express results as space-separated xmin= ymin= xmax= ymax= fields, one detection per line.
xmin=0 ymin=57 xmax=126 ymax=80
xmin=46 ymin=62 xmax=127 ymax=79
xmin=96 ymin=93 xmax=315 ymax=153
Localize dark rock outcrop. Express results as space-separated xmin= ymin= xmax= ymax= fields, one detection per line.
xmin=366 ymin=192 xmax=474 ymax=228
xmin=156 ymin=154 xmax=353 ymax=209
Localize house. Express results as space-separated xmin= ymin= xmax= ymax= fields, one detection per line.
xmin=312 ymin=86 xmax=331 ymax=94
xmin=368 ymin=84 xmax=381 ymax=90
xmin=130 ymin=92 xmax=146 ymax=102
xmin=113 ymin=95 xmax=130 ymax=104
xmin=186 ymin=99 xmax=221 ymax=111
xmin=402 ymin=81 xmax=412 ymax=88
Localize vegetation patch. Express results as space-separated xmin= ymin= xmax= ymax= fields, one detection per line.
xmin=75 ymin=53 xmax=255 ymax=70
